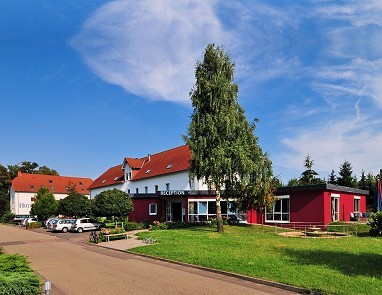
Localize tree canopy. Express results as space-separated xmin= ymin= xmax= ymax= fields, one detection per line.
xmin=30 ymin=187 xmax=58 ymax=221
xmin=337 ymin=160 xmax=357 ymax=188
xmin=184 ymin=44 xmax=275 ymax=233
xmin=58 ymin=192 xmax=92 ymax=218
xmin=299 ymin=155 xmax=321 ymax=185
xmin=92 ymin=189 xmax=133 ymax=219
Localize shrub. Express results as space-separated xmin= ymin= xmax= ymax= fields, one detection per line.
xmin=124 ymin=222 xmax=144 ymax=231
xmin=150 ymin=221 xmax=168 ymax=230
xmin=27 ymin=222 xmax=42 ymax=229
xmin=368 ymin=212 xmax=382 ymax=236
xmin=0 ymin=212 xmax=15 ymax=224
xmin=0 ymin=253 xmax=41 ymax=295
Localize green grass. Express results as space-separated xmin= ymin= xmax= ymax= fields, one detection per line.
xmin=130 ymin=225 xmax=382 ymax=295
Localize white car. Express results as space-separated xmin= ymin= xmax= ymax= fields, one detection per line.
xmin=70 ymin=218 xmax=106 ymax=233
xmin=51 ymin=219 xmax=75 ymax=233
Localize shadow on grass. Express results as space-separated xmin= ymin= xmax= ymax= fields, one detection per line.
xmin=283 ymin=248 xmax=382 ymax=277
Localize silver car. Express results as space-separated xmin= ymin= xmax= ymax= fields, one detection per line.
xmin=70 ymin=218 xmax=105 ymax=233
xmin=51 ymin=219 xmax=75 ymax=233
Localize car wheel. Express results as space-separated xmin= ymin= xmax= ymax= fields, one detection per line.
xmin=62 ymin=227 xmax=68 ymax=233
xmin=77 ymin=227 xmax=83 ymax=233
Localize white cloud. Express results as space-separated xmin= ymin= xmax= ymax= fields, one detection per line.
xmin=71 ymin=0 xmax=230 ymax=104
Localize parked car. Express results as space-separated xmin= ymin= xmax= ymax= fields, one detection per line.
xmin=45 ymin=218 xmax=59 ymax=228
xmin=21 ymin=217 xmax=38 ymax=226
xmin=51 ymin=219 xmax=75 ymax=233
xmin=70 ymin=218 xmax=106 ymax=233
xmin=13 ymin=215 xmax=33 ymax=225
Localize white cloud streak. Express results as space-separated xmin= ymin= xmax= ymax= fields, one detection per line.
xmin=71 ymin=0 xmax=229 ymax=104
xmin=71 ymin=0 xmax=382 ymax=181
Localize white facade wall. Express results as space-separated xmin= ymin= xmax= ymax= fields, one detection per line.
xmin=89 ymin=183 xmax=124 ymax=199
xmin=124 ymin=171 xmax=208 ymax=194
xmin=10 ymin=187 xmax=90 ymax=215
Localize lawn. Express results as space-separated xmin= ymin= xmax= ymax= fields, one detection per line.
xmin=131 ymin=225 xmax=382 ymax=295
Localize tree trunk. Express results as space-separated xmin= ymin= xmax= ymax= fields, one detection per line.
xmin=216 ymin=190 xmax=224 ymax=233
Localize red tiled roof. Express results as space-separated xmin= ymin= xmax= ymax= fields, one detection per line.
xmin=90 ymin=145 xmax=192 ymax=190
xmin=132 ymin=145 xmax=191 ymax=180
xmin=88 ymin=165 xmax=124 ymax=190
xmin=123 ymin=158 xmax=146 ymax=169
xmin=12 ymin=173 xmax=93 ymax=194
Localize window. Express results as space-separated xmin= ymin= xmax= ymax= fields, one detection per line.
xmin=354 ymin=197 xmax=361 ymax=215
xmin=79 ymin=182 xmax=83 ymax=185
xmin=149 ymin=203 xmax=157 ymax=215
xmin=188 ymin=200 xmax=237 ymax=222
xmin=166 ymin=183 xmax=170 ymax=191
xmin=266 ymin=195 xmax=290 ymax=223
xmin=166 ymin=163 xmax=173 ymax=169
xmin=135 ymin=188 xmax=139 ymax=194
xmin=127 ymin=189 xmax=130 ymax=194
xmin=145 ymin=186 xmax=148 ymax=193
xmin=49 ymin=180 xmax=53 ymax=183
xmin=154 ymin=185 xmax=158 ymax=193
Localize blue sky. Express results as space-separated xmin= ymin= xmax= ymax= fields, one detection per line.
xmin=1 ymin=0 xmax=382 ymax=183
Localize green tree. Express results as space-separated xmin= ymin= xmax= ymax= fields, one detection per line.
xmin=358 ymin=170 xmax=368 ymax=190
xmin=30 ymin=187 xmax=58 ymax=221
xmin=37 ymin=166 xmax=59 ymax=176
xmin=337 ymin=160 xmax=357 ymax=187
xmin=299 ymin=155 xmax=320 ymax=185
xmin=287 ymin=177 xmax=300 ymax=187
xmin=0 ymin=190 xmax=10 ymax=217
xmin=58 ymin=192 xmax=92 ymax=218
xmin=184 ymin=44 xmax=274 ymax=233
xmin=0 ymin=164 xmax=11 ymax=191
xmin=327 ymin=169 xmax=337 ymax=184
xmin=92 ymin=189 xmax=133 ymax=219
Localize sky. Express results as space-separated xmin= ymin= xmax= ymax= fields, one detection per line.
xmin=1 ymin=0 xmax=382 ymax=184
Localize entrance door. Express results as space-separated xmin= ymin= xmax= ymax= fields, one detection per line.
xmin=331 ymin=196 xmax=340 ymax=222
xmin=171 ymin=202 xmax=182 ymax=222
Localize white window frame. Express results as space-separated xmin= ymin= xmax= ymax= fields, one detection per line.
xmin=331 ymin=193 xmax=340 ymax=222
xmin=265 ymin=195 xmax=290 ymax=223
xmin=354 ymin=196 xmax=361 ymax=216
xmin=149 ymin=203 xmax=157 ymax=215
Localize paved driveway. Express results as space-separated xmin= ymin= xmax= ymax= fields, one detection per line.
xmin=0 ymin=225 xmax=301 ymax=295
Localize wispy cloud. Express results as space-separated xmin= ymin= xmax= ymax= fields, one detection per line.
xmin=71 ymin=0 xmax=382 ymax=181
xmin=71 ymin=0 xmax=229 ymax=104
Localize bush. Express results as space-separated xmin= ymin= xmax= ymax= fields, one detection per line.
xmin=27 ymin=222 xmax=42 ymax=229
xmin=0 ymin=253 xmax=41 ymax=295
xmin=368 ymin=212 xmax=382 ymax=236
xmin=150 ymin=221 xmax=168 ymax=230
xmin=0 ymin=212 xmax=15 ymax=224
xmin=124 ymin=222 xmax=144 ymax=231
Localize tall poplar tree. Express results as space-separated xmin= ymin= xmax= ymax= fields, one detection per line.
xmin=184 ymin=44 xmax=274 ymax=233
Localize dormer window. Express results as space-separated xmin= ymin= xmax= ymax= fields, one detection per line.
xmin=49 ymin=180 xmax=53 ymax=183
xmin=79 ymin=181 xmax=83 ymax=185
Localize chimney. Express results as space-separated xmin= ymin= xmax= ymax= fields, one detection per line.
xmin=18 ymin=171 xmax=22 ymax=177
xmin=147 ymin=154 xmax=151 ymax=162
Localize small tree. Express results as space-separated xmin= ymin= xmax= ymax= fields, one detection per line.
xmin=93 ymin=189 xmax=133 ymax=219
xmin=327 ymin=169 xmax=337 ymax=184
xmin=58 ymin=192 xmax=92 ymax=218
xmin=337 ymin=160 xmax=357 ymax=187
xmin=299 ymin=155 xmax=320 ymax=185
xmin=30 ymin=187 xmax=58 ymax=220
